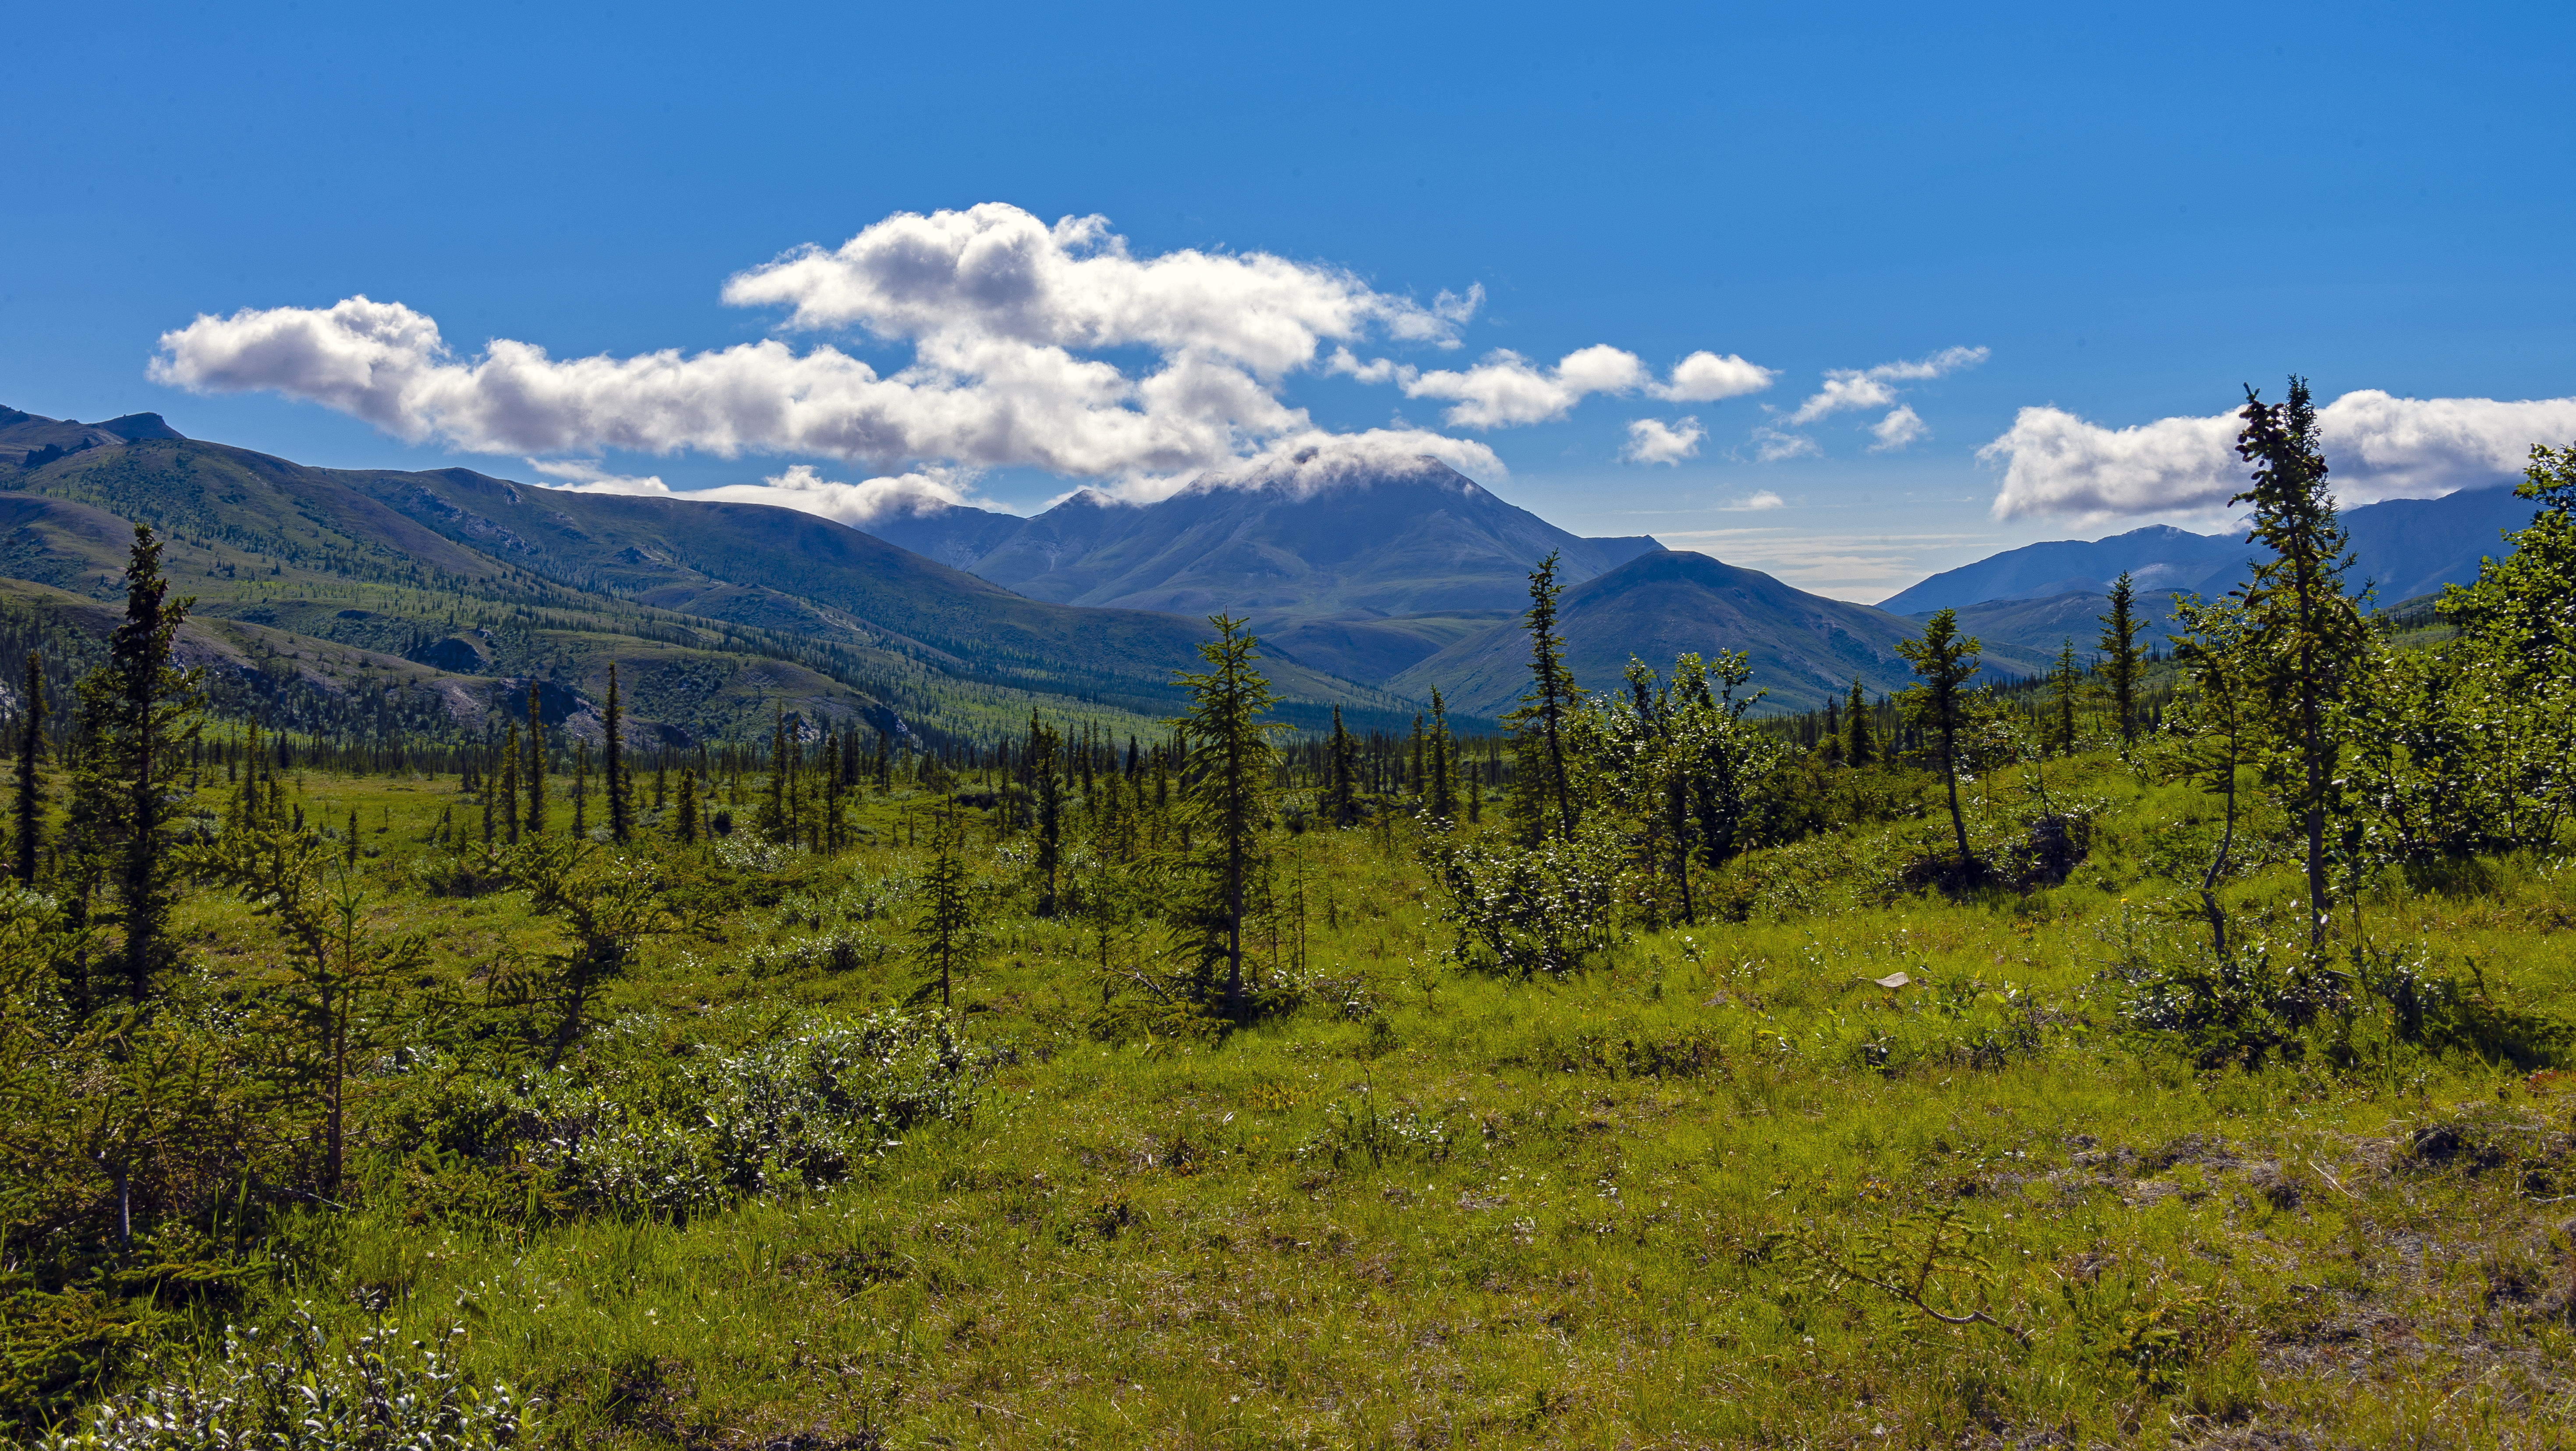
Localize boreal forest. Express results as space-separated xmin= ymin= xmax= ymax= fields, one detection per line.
xmin=8 ymin=382 xmax=2576 ymax=1448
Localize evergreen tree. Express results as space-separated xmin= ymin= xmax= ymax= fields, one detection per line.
xmin=1025 ymin=712 xmax=1065 ymax=916
xmin=1897 ymin=608 xmax=1982 ymax=872
xmin=605 ymin=663 xmax=629 ymax=843
xmin=81 ymin=526 xmax=201 ymax=1003
xmin=524 ymin=682 xmax=547 ymax=836
xmin=1426 ymin=687 xmax=1456 ymax=823
xmin=572 ymin=742 xmax=589 ymax=838
xmin=760 ymin=704 xmax=789 ymax=840
xmin=1175 ymin=616 xmax=1278 ymax=1017
xmin=2098 ymin=571 xmax=2144 ymax=749
xmin=500 ymin=723 xmax=521 ymax=845
xmin=672 ymin=768 xmax=699 ymax=845
xmin=14 ymin=652 xmax=42 ymax=885
xmin=1326 ymin=705 xmax=1358 ymax=826
xmin=1504 ymin=552 xmax=1582 ymax=842
xmin=1845 ymin=677 xmax=1874 ymax=768
xmin=915 ymin=797 xmax=974 ymax=1009
xmin=2234 ymin=377 xmax=2369 ymax=948
xmin=2049 ymin=638 xmax=2082 ymax=755
xmin=875 ymin=729 xmax=893 ymax=793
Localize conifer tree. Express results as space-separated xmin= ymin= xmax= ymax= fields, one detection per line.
xmin=1176 ymin=616 xmax=1278 ymax=1017
xmin=1897 ymin=608 xmax=1981 ymax=872
xmin=672 ymin=768 xmax=699 ymax=845
xmin=1426 ymin=687 xmax=1456 ymax=823
xmin=524 ymin=682 xmax=547 ymax=836
xmin=1026 ymin=712 xmax=1065 ymax=916
xmin=875 ymin=729 xmax=893 ymax=793
xmin=915 ymin=797 xmax=974 ymax=1009
xmin=2098 ymin=571 xmax=2144 ymax=749
xmin=2049 ymin=638 xmax=2082 ymax=755
xmin=572 ymin=742 xmax=589 ymax=838
xmin=83 ymin=526 xmax=200 ymax=1003
xmin=1845 ymin=677 xmax=1874 ymax=768
xmin=605 ymin=663 xmax=629 ymax=843
xmin=501 ymin=723 xmax=521 ymax=845
xmin=2235 ymin=377 xmax=2370 ymax=948
xmin=1326 ymin=705 xmax=1358 ymax=826
xmin=14 ymin=652 xmax=42 ymax=885
xmin=1504 ymin=552 xmax=1581 ymax=842
xmin=761 ymin=704 xmax=789 ymax=840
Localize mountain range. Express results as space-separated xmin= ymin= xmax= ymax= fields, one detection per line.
xmin=0 ymin=403 xmax=2540 ymax=736
xmin=1880 ymin=487 xmax=2536 ymax=654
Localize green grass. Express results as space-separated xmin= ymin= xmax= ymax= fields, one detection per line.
xmin=27 ymin=748 xmax=2576 ymax=1448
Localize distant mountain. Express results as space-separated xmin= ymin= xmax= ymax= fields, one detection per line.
xmin=1880 ymin=488 xmax=2537 ymax=616
xmin=0 ymin=407 xmax=1425 ymax=743
xmin=1391 ymin=550 xmax=2056 ymax=716
xmin=846 ymin=458 xmax=1661 ymax=684
xmin=1947 ymin=589 xmax=2193 ymax=662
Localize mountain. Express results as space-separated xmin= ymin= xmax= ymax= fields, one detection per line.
xmin=1880 ymin=488 xmax=2538 ymax=616
xmin=1391 ymin=550 xmax=2057 ymax=716
xmin=1948 ymin=589 xmax=2192 ymax=662
xmin=850 ymin=458 xmax=1661 ymax=684
xmin=0 ymin=407 xmax=1425 ymax=746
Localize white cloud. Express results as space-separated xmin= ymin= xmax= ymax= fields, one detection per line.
xmin=1621 ymin=417 xmax=1705 ymax=466
xmin=1732 ymin=489 xmax=1787 ymax=510
xmin=1980 ymin=389 xmax=2576 ymax=522
xmin=527 ymin=457 xmax=987 ymax=528
xmin=1752 ymin=425 xmax=1820 ymax=463
xmin=1401 ymin=345 xmax=1650 ymax=428
xmin=152 ymin=203 xmax=1780 ymax=481
xmin=1653 ymin=350 xmax=1777 ymax=403
xmin=1867 ymin=405 xmax=1928 ymax=452
xmin=149 ymin=205 xmax=1505 ymax=487
xmin=1755 ymin=345 xmax=1986 ymax=460
xmin=1397 ymin=344 xmax=1776 ymax=430
xmin=1786 ymin=345 xmax=1987 ymax=425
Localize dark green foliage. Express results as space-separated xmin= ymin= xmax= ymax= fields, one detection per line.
xmin=81 ymin=526 xmax=200 ymax=1003
xmin=1897 ymin=607 xmax=1981 ymax=873
xmin=2098 ymin=571 xmax=2143 ymax=748
xmin=1173 ymin=616 xmax=1279 ymax=1018
xmin=1844 ymin=676 xmax=1874 ymax=768
xmin=2234 ymin=377 xmax=2371 ymax=947
xmin=14 ymin=652 xmax=41 ymax=885
xmin=605 ymin=662 xmax=630 ymax=844
xmin=1503 ymin=552 xmax=1580 ymax=844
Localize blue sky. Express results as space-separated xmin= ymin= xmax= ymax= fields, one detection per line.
xmin=5 ymin=0 xmax=2570 ymax=601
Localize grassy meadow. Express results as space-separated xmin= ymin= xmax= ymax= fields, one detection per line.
xmin=21 ymin=738 xmax=2576 ymax=1451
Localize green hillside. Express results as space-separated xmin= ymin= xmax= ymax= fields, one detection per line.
xmin=0 ymin=420 xmax=1430 ymax=746
xmin=1394 ymin=549 xmax=2058 ymax=715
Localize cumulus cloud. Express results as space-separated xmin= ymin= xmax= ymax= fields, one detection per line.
xmin=1868 ymin=405 xmax=1928 ymax=452
xmin=528 ymin=457 xmax=986 ymax=528
xmin=1621 ymin=417 xmax=1705 ymax=466
xmin=1731 ymin=489 xmax=1787 ymax=510
xmin=150 ymin=204 xmax=1767 ymax=485
xmin=1752 ymin=345 xmax=1985 ymax=459
xmin=1392 ymin=345 xmax=1773 ymax=429
xmin=1981 ymin=389 xmax=2576 ymax=522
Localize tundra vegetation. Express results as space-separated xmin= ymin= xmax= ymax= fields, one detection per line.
xmin=8 ymin=400 xmax=2576 ymax=1447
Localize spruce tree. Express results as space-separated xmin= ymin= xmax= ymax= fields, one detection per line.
xmin=1025 ymin=713 xmax=1065 ymax=916
xmin=1845 ymin=677 xmax=1875 ymax=768
xmin=1503 ymin=552 xmax=1581 ymax=842
xmin=14 ymin=652 xmax=42 ymax=885
xmin=524 ymin=682 xmax=547 ymax=836
xmin=1176 ymin=615 xmax=1278 ymax=1017
xmin=2049 ymin=638 xmax=2082 ymax=755
xmin=1897 ymin=608 xmax=1982 ymax=872
xmin=1426 ymin=687 xmax=1455 ymax=823
xmin=605 ymin=663 xmax=629 ymax=843
xmin=500 ymin=723 xmax=520 ymax=845
xmin=2234 ymin=377 xmax=2369 ymax=948
xmin=1326 ymin=705 xmax=1358 ymax=826
xmin=83 ymin=525 xmax=200 ymax=1003
xmin=672 ymin=768 xmax=699 ymax=845
xmin=916 ymin=796 xmax=975 ymax=1008
xmin=2098 ymin=571 xmax=2144 ymax=749
xmin=572 ymin=741 xmax=589 ymax=838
